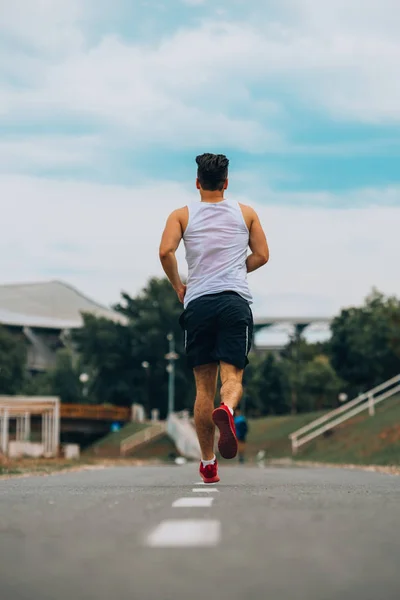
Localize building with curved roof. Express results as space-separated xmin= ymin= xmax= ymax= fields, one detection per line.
xmin=0 ymin=281 xmax=126 ymax=371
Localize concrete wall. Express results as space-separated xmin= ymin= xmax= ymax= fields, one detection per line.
xmin=8 ymin=442 xmax=45 ymax=458
xmin=167 ymin=412 xmax=201 ymax=460
xmin=63 ymin=444 xmax=80 ymax=460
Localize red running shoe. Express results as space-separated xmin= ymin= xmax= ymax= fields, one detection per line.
xmin=212 ymin=404 xmax=238 ymax=459
xmin=199 ymin=459 xmax=220 ymax=484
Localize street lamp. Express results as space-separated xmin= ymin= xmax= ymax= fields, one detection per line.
xmin=141 ymin=361 xmax=151 ymax=417
xmin=165 ymin=333 xmax=179 ymax=417
xmin=79 ymin=372 xmax=89 ymax=398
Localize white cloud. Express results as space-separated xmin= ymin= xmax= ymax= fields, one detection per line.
xmin=0 ymin=174 xmax=398 ymax=317
xmin=0 ymin=0 xmax=83 ymax=54
xmin=0 ymin=136 xmax=100 ymax=171
xmin=0 ymin=0 xmax=398 ymax=347
xmin=1 ymin=0 xmax=399 ymax=156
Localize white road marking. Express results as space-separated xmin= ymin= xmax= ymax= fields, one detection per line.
xmin=147 ymin=519 xmax=221 ymax=547
xmin=172 ymin=497 xmax=214 ymax=508
xmin=194 ymin=481 xmax=217 ymax=485
xmin=192 ymin=488 xmax=219 ymax=493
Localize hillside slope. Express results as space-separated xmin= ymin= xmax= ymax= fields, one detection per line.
xmin=245 ymin=394 xmax=400 ymax=466
xmin=86 ymin=422 xmax=149 ymax=457
xmin=296 ymin=393 xmax=400 ymax=465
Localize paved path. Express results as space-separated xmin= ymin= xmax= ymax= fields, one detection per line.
xmin=0 ymin=464 xmax=399 ymax=600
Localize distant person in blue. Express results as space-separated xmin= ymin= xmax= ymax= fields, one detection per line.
xmin=234 ymin=407 xmax=248 ymax=464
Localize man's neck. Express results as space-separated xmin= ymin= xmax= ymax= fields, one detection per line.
xmin=200 ymin=191 xmax=225 ymax=203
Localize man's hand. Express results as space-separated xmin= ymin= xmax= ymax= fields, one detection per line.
xmin=176 ymin=284 xmax=187 ymax=304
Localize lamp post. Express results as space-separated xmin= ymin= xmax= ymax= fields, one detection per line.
xmin=165 ymin=333 xmax=179 ymax=417
xmin=79 ymin=372 xmax=89 ymax=399
xmin=141 ymin=361 xmax=151 ymax=418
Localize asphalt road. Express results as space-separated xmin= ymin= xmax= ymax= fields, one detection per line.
xmin=0 ymin=464 xmax=399 ymax=600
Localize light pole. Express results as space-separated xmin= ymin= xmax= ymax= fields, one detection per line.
xmin=165 ymin=333 xmax=179 ymax=417
xmin=141 ymin=361 xmax=150 ymax=418
xmin=79 ymin=372 xmax=89 ymax=399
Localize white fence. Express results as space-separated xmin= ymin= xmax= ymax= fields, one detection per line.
xmin=289 ymin=374 xmax=400 ymax=454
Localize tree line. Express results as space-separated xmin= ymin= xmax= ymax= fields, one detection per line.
xmin=1 ymin=279 xmax=399 ymax=417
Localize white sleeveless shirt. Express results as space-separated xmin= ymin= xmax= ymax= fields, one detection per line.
xmin=183 ymin=199 xmax=253 ymax=308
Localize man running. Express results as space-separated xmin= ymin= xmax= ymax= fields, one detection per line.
xmin=159 ymin=153 xmax=269 ymax=483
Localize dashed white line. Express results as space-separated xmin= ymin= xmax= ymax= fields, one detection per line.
xmin=194 ymin=481 xmax=218 ymax=485
xmin=147 ymin=519 xmax=221 ymax=547
xmin=172 ymin=497 xmax=214 ymax=508
xmin=192 ymin=488 xmax=219 ymax=493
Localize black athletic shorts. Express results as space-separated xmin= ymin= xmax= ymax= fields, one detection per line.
xmin=179 ymin=291 xmax=254 ymax=370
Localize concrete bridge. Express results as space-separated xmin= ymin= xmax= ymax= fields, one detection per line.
xmin=252 ymin=315 xmax=333 ymax=353
xmin=58 ymin=404 xmax=132 ymax=446
xmin=253 ymin=315 xmax=332 ymax=333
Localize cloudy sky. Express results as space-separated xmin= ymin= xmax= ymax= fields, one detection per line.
xmin=1 ymin=0 xmax=399 ymax=334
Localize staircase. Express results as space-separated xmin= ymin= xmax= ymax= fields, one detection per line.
xmin=120 ymin=423 xmax=166 ymax=456
xmin=289 ymin=374 xmax=400 ymax=454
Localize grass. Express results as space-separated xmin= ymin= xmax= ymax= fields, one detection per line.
xmin=244 ymin=394 xmax=400 ymax=466
xmin=0 ymin=457 xmax=83 ymax=477
xmin=295 ymin=394 xmax=400 ymax=465
xmin=127 ymin=433 xmax=179 ymax=461
xmin=244 ymin=411 xmax=325 ymax=460
xmin=0 ymin=455 xmax=173 ymax=478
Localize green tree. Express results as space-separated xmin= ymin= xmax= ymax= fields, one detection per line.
xmin=22 ymin=372 xmax=53 ymax=396
xmin=51 ymin=349 xmax=83 ymax=404
xmin=0 ymin=326 xmax=27 ymax=394
xmin=21 ymin=349 xmax=83 ymax=403
xmin=329 ymin=290 xmax=400 ymax=396
xmin=280 ymin=331 xmax=325 ymax=413
xmin=73 ymin=314 xmax=138 ymax=407
xmin=244 ymin=353 xmax=291 ymax=416
xmin=115 ymin=277 xmax=195 ymax=415
xmin=297 ymin=356 xmax=343 ymax=412
xmin=74 ymin=278 xmax=195 ymax=416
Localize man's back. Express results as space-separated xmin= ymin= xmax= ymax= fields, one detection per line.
xmin=183 ymin=199 xmax=252 ymax=308
xmin=159 ymin=152 xmax=269 ymax=483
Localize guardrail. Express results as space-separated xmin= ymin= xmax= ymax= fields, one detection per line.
xmin=60 ymin=404 xmax=131 ymax=422
xmin=289 ymin=374 xmax=400 ymax=454
xmin=120 ymin=423 xmax=166 ymax=456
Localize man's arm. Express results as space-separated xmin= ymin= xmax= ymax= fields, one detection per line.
xmin=245 ymin=207 xmax=269 ymax=273
xmin=159 ymin=209 xmax=186 ymax=303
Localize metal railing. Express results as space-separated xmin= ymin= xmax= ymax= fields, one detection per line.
xmin=289 ymin=374 xmax=400 ymax=454
xmin=120 ymin=422 xmax=166 ymax=456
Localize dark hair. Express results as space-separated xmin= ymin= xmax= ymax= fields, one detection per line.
xmin=196 ymin=153 xmax=229 ymax=191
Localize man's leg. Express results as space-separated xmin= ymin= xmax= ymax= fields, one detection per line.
xmin=193 ymin=363 xmax=218 ymax=461
xmin=210 ymin=362 xmax=244 ymax=459
xmin=219 ymin=361 xmax=244 ymax=413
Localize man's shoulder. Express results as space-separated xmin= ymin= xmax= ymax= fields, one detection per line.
xmin=238 ymin=202 xmax=256 ymax=215
xmin=168 ymin=206 xmax=189 ymax=233
xmin=238 ymin=203 xmax=256 ymax=229
xmin=169 ymin=206 xmax=189 ymax=220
